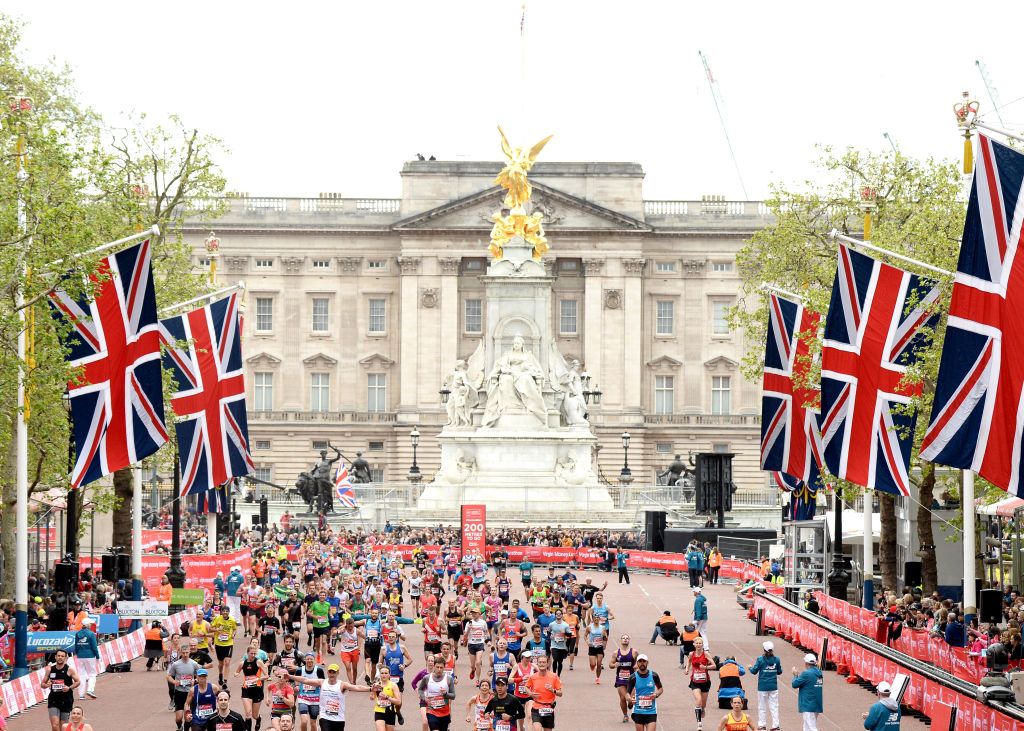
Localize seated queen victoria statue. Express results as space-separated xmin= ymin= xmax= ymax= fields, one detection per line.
xmin=481 ymin=335 xmax=548 ymax=427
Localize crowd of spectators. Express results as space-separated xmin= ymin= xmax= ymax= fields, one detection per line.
xmin=875 ymin=586 xmax=1024 ymax=663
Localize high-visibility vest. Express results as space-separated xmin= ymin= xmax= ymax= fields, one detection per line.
xmin=682 ymin=628 xmax=699 ymax=642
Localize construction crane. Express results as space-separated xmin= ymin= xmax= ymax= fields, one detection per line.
xmin=976 ymin=59 xmax=1006 ymax=126
xmin=698 ymin=50 xmax=749 ymax=200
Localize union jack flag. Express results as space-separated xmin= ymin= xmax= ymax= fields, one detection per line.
xmin=820 ymin=244 xmax=939 ymax=496
xmin=49 ymin=239 xmax=168 ymax=488
xmin=772 ymin=472 xmax=818 ymax=520
xmin=760 ymin=292 xmax=823 ymax=489
xmin=194 ymin=483 xmax=230 ymax=514
xmin=161 ymin=293 xmax=253 ymax=496
xmin=921 ymin=135 xmax=1024 ymax=496
xmin=335 ymin=463 xmax=357 ymax=508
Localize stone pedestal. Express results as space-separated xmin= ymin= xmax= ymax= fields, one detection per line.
xmin=419 ymin=236 xmax=614 ymax=514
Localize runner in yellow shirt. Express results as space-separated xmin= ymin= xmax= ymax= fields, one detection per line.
xmin=211 ymin=606 xmax=239 ymax=688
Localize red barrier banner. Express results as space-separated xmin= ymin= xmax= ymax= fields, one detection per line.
xmin=460 ymin=505 xmax=487 ymax=559
xmin=756 ymin=595 xmax=1020 ymax=730
xmin=78 ymin=547 xmax=251 ymax=592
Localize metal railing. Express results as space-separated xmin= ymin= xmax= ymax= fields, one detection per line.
xmin=717 ymin=536 xmax=783 ymax=562
xmin=248 ymin=410 xmax=398 ymax=423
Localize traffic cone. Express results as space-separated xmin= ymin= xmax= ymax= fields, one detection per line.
xmin=746 ymin=606 xmax=755 ymax=620
xmin=835 ymin=659 xmax=849 ymax=676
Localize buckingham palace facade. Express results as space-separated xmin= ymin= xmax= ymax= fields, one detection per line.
xmin=183 ymin=160 xmax=774 ymax=491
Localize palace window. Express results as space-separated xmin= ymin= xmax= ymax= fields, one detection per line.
xmin=253 ymin=372 xmax=273 ymax=412
xmin=310 ymin=373 xmax=330 ymax=412
xmin=464 ymin=299 xmax=482 ymax=334
xmin=255 ymin=258 xmax=274 ymax=269
xmin=712 ymin=261 xmax=734 ymax=272
xmin=368 ymin=373 xmax=387 ymax=413
xmin=656 ymin=300 xmax=674 ymax=336
xmin=368 ymin=259 xmax=387 ymax=270
xmin=255 ymin=297 xmax=274 ymax=332
xmin=368 ymin=298 xmax=387 ymax=334
xmin=311 ymin=297 xmax=330 ymax=332
xmin=654 ymin=375 xmax=674 ymax=414
xmin=711 ymin=376 xmax=731 ymax=415
xmin=711 ymin=300 xmax=731 ymax=335
xmin=655 ymin=261 xmax=676 ymax=273
xmin=254 ymin=439 xmax=271 ymax=451
xmin=253 ymin=467 xmax=272 ymax=482
xmin=559 ymin=299 xmax=578 ymax=335
xmin=312 ymin=259 xmax=330 ymax=270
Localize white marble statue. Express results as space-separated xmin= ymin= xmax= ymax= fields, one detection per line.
xmin=482 ymin=335 xmax=548 ymax=427
xmin=548 ymin=344 xmax=589 ymax=426
xmin=444 ymin=359 xmax=478 ymax=427
xmin=436 ymin=448 xmax=477 ymax=484
xmin=554 ymin=454 xmax=589 ymax=485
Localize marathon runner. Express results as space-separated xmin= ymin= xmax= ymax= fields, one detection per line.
xmin=307 ymin=590 xmax=332 ymax=664
xmin=372 ymin=665 xmax=403 ymax=731
xmin=683 ymin=636 xmax=718 ymax=731
xmin=416 ymin=655 xmax=457 ymax=731
xmin=465 ymin=679 xmax=494 ymax=731
xmin=236 ymin=643 xmax=268 ymax=731
xmin=295 ymin=654 xmax=325 ymax=731
xmin=183 ymin=668 xmax=220 ymax=731
xmin=585 ymin=616 xmax=608 ymax=684
xmin=624 ymin=654 xmax=661 ymax=731
xmin=508 ymin=650 xmax=535 ymax=731
xmin=284 ymin=662 xmax=371 ymax=731
xmin=524 ymin=655 xmax=562 ymax=731
xmin=207 ymin=691 xmax=247 ymax=731
xmin=488 ymin=638 xmax=518 ymax=689
xmin=266 ymin=666 xmax=297 ymax=730
xmin=717 ymin=696 xmax=755 ymax=731
xmin=42 ymin=649 xmax=79 ymax=731
xmin=212 ymin=605 xmax=239 ymax=688
xmin=167 ymin=645 xmax=201 ymax=731
xmin=422 ymin=605 xmax=445 ymax=662
xmin=463 ymin=607 xmax=491 ymax=681
xmin=337 ymin=616 xmax=364 ymax=684
xmin=383 ymin=631 xmax=413 ymax=725
xmin=609 ymin=634 xmax=637 ymax=723
xmin=484 ymin=677 xmax=525 ymax=731
xmin=62 ymin=705 xmax=94 ymax=731
xmin=546 ymin=610 xmax=571 ymax=676
xmin=361 ymin=606 xmax=385 ymax=684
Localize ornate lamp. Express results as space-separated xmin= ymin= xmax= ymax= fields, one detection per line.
xmin=204 ymin=231 xmax=220 ymax=283
xmin=620 ymin=431 xmax=633 ymax=484
xmin=439 ymin=386 xmax=451 ymax=404
xmin=409 ymin=428 xmax=421 ymax=478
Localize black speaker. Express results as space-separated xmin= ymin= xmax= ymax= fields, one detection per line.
xmin=979 ymin=589 xmax=1002 ymax=624
xmin=695 ymin=453 xmax=734 ymax=514
xmin=645 ymin=511 xmax=667 ymax=552
xmin=903 ymin=561 xmax=922 ymax=589
xmin=259 ymin=497 xmax=269 ymax=527
xmin=251 ymin=514 xmax=261 ymax=527
xmin=54 ymin=561 xmax=79 ymax=595
xmin=101 ymin=553 xmax=131 ymax=582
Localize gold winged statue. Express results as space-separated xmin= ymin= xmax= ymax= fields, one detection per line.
xmin=494 ymin=126 xmax=553 ymax=211
xmin=490 ymin=126 xmax=553 ymax=260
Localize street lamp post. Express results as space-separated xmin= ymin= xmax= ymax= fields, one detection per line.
xmin=581 ymin=372 xmax=603 ymax=405
xmin=409 ymin=428 xmax=421 ymax=481
xmin=619 ymin=431 xmax=633 ymax=485
xmin=164 ymin=451 xmax=186 ymax=590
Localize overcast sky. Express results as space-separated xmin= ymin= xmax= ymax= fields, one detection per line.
xmin=7 ymin=1 xmax=1023 ymax=200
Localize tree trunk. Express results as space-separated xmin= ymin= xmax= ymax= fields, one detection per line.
xmin=111 ymin=467 xmax=133 ymax=549
xmin=917 ymin=464 xmax=938 ymax=594
xmin=879 ymin=493 xmax=898 ymax=595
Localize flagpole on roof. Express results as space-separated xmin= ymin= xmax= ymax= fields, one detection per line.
xmin=158 ymin=281 xmax=246 ymax=316
xmin=828 ymin=229 xmax=953 ymax=278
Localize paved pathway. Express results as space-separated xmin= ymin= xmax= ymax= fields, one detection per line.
xmin=7 ymin=569 xmax=928 ymax=730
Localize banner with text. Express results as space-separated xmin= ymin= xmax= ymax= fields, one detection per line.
xmin=460 ymin=505 xmax=487 ymax=559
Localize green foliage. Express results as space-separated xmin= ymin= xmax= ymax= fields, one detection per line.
xmin=732 ymin=146 xmax=980 ymax=494
xmin=0 ymin=12 xmax=229 ymax=590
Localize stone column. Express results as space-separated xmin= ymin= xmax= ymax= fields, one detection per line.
xmin=336 ymin=256 xmax=362 ymax=409
xmin=438 ymin=257 xmax=461 ymax=394
xmin=397 ymin=255 xmax=421 ymax=417
xmin=622 ymin=258 xmax=646 ymax=414
xmin=582 ymin=259 xmax=604 ymax=392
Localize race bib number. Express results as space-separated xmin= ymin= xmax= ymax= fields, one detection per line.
xmin=244 ymin=676 xmax=260 ymax=688
xmin=324 ymin=697 xmax=341 ymax=715
xmin=50 ymin=680 xmax=65 ymax=692
xmin=636 ymin=695 xmax=653 ymax=710
xmin=427 ymin=694 xmax=447 ymax=710
xmin=493 ymin=661 xmax=508 ymax=675
xmin=692 ymin=670 xmax=707 ymax=683
xmin=592 ymin=637 xmax=604 ymax=647
xmin=537 ymin=707 xmax=554 ymax=717
xmin=197 ymin=704 xmax=215 ymax=719
xmin=263 ymin=626 xmax=275 ymax=635
xmin=617 ymin=668 xmax=630 ymax=681
xmin=552 ymin=632 xmax=565 ymax=643
xmin=378 ymin=697 xmax=392 ymax=708
xmin=470 ymin=629 xmax=485 ymax=643
xmin=367 ymin=629 xmax=379 ymax=640
xmin=180 ymin=675 xmax=194 ymax=688
xmin=496 ymin=721 xmax=512 ymax=731
xmin=217 ymin=632 xmax=230 ymax=643
xmin=342 ymin=639 xmax=358 ymax=652
xmin=216 ymin=724 xmax=234 ymax=731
